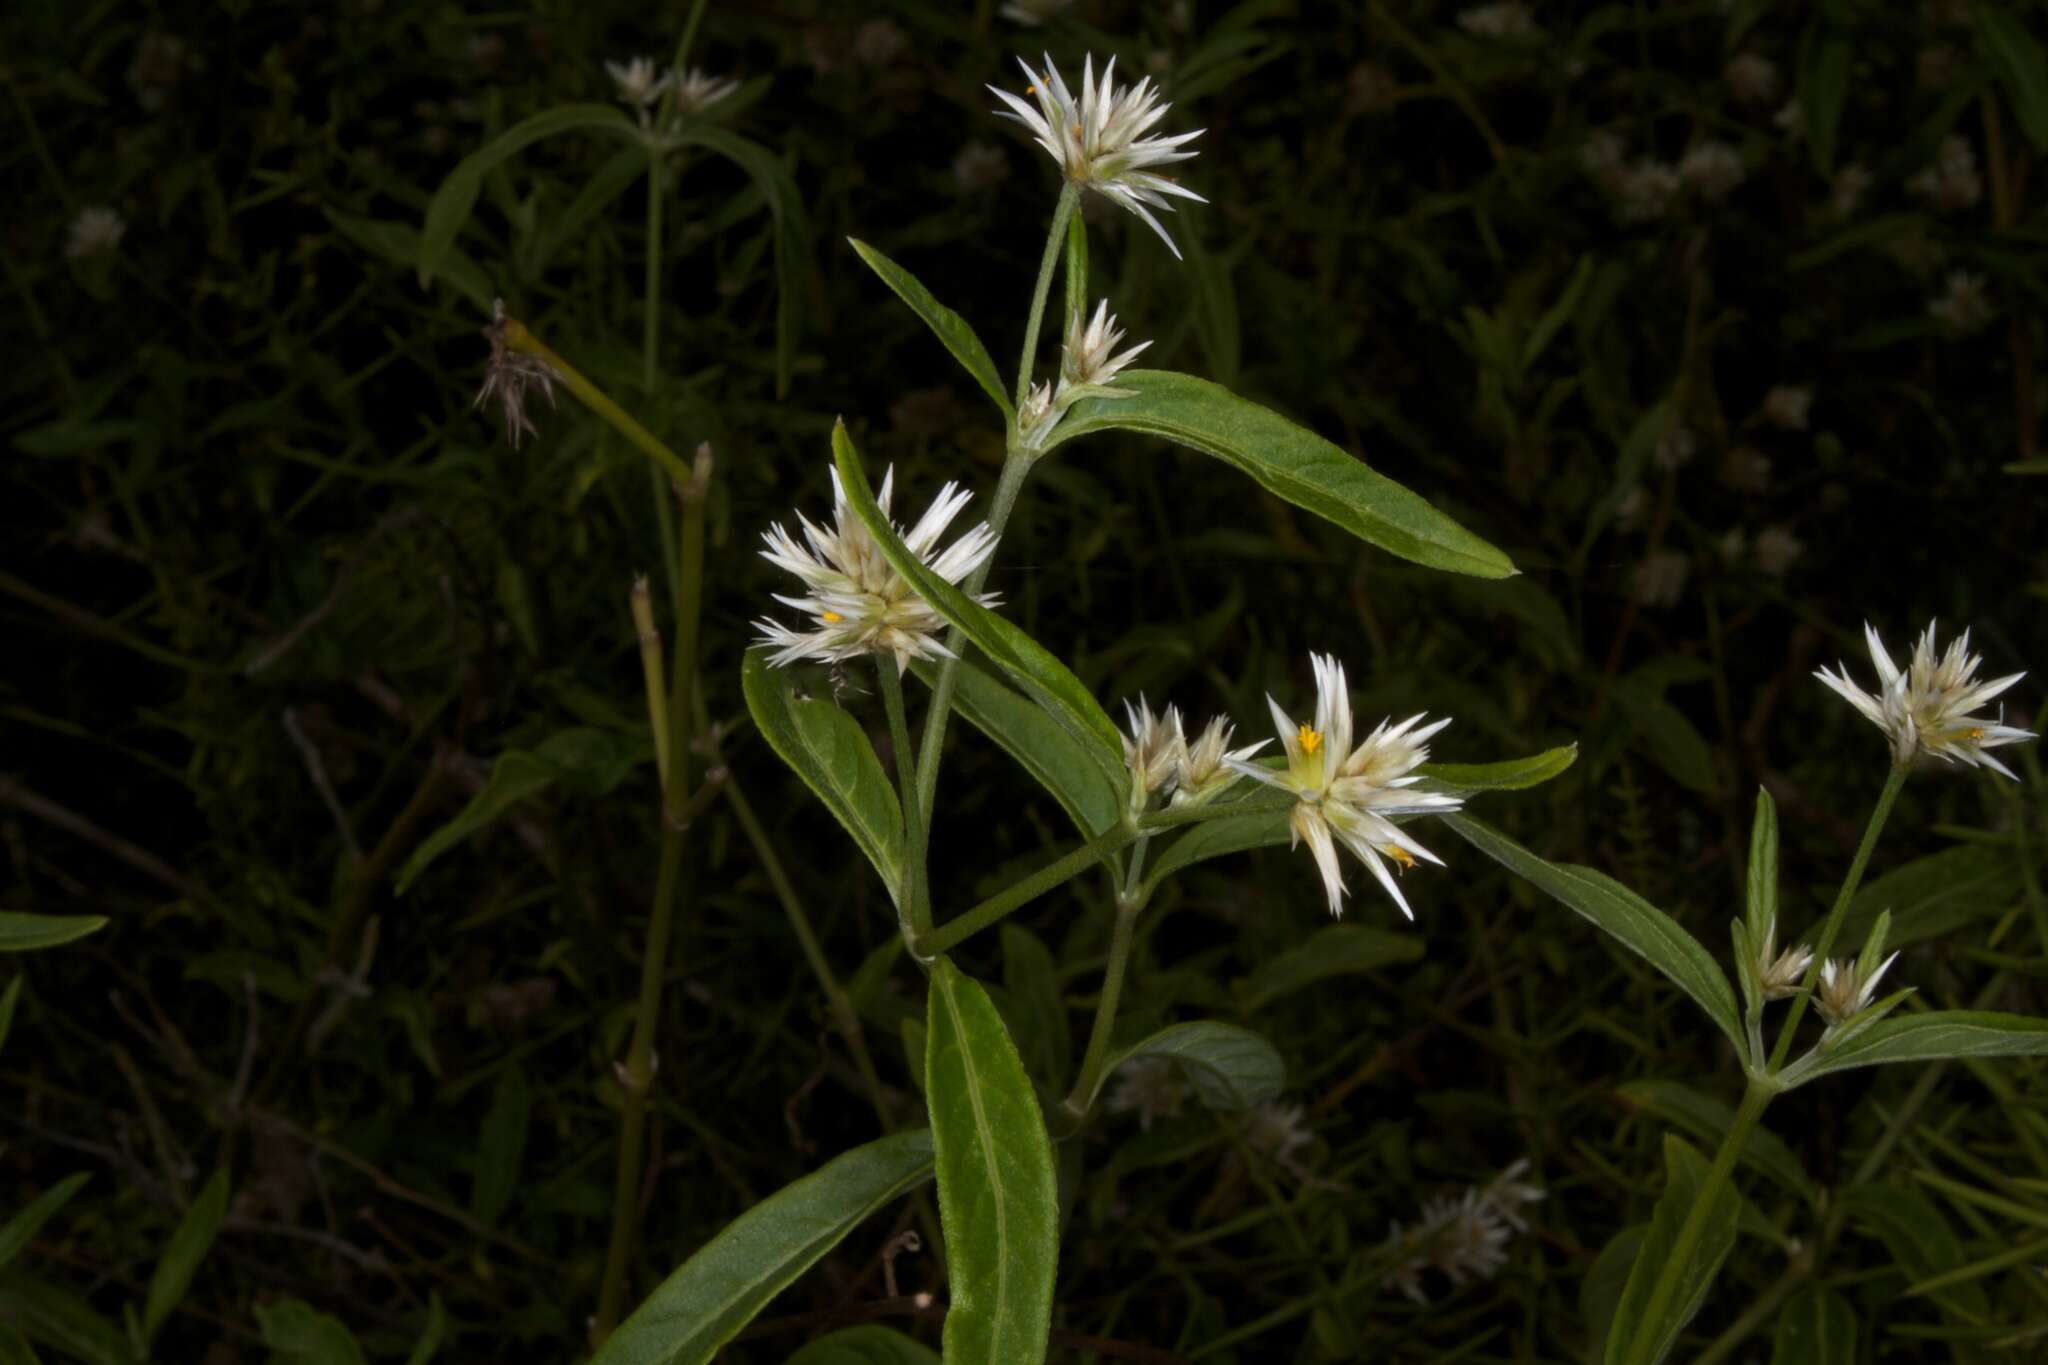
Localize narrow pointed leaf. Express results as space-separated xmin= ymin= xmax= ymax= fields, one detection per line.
xmin=1086 ymin=1021 xmax=1284 ymax=1113
xmin=1056 ymin=371 xmax=1515 ymax=578
xmin=1799 ymin=23 xmax=1851 ymax=176
xmin=471 ymin=1066 xmax=531 ymax=1227
xmin=594 ymin=1131 xmax=936 ymax=1365
xmin=831 ymin=426 xmax=1126 ymax=793
xmin=913 ymin=656 xmax=1120 ymax=839
xmin=1770 ymin=1286 xmax=1856 ymax=1365
xmin=0 ymin=977 xmax=19 ymax=1054
xmin=1615 ymin=1081 xmax=1811 ymax=1202
xmin=0 ymin=1275 xmax=130 ymax=1365
xmin=1605 ymin=1135 xmax=1739 ymax=1365
xmin=0 ymin=913 xmax=108 ymax=952
xmin=1445 ymin=814 xmax=1746 ymax=1060
xmin=1141 ymin=803 xmax=1292 ymax=896
xmin=849 ymin=240 xmax=1012 ymax=418
xmin=142 ymin=1168 xmax=231 ymax=1346
xmin=418 ymin=104 xmax=641 ymax=284
xmin=925 ymin=958 xmax=1058 ymax=1365
xmin=1746 ymin=787 xmax=1778 ymax=942
xmin=743 ymin=649 xmax=906 ymax=906
xmin=255 ymin=1300 xmax=367 ymax=1365
xmin=0 ymin=1324 xmax=43 ymax=1365
xmin=1235 ymin=926 xmax=1424 ymax=1012
xmin=1977 ymin=6 xmax=2048 ymax=149
xmin=1414 ymin=744 xmax=1578 ymax=793
xmin=1787 ymin=1010 xmax=2048 ymax=1085
xmin=1840 ymin=1182 xmax=1988 ymax=1317
xmin=0 ymin=1175 xmax=91 ymax=1275
xmin=1062 ymin=212 xmax=1089 ymax=347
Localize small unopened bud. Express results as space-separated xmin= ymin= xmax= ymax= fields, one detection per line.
xmin=677 ymin=441 xmax=715 ymax=503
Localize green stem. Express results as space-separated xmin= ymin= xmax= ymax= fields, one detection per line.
xmin=1766 ymin=764 xmax=1907 ymax=1073
xmin=1614 ymin=1081 xmax=1772 ymax=1365
xmin=1064 ymin=894 xmax=1143 ymax=1119
xmin=877 ymin=660 xmax=930 ymax=939
xmin=667 ymin=0 xmax=712 ymax=79
xmin=641 ymin=153 xmax=682 ymax=615
xmin=914 ymin=822 xmax=1137 ymax=959
xmin=1013 ymin=186 xmax=1081 ymax=412
xmin=911 ymin=452 xmax=1032 ymax=829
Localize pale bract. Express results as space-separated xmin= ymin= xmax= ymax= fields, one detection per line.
xmin=989 ymin=53 xmax=1205 ymax=258
xmin=1815 ymin=622 xmax=2035 ymax=778
xmin=1815 ymin=951 xmax=1901 ymax=1027
xmin=605 ymin=55 xmax=671 ymax=110
xmin=671 ymin=67 xmax=739 ymax=115
xmin=1227 ymin=654 xmax=1464 ymax=919
xmin=754 ymin=466 xmax=997 ymax=673
xmin=1173 ymin=715 xmax=1265 ymax=808
xmin=1120 ymin=697 xmax=1184 ymax=813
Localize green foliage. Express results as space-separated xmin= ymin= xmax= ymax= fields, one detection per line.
xmin=1605 ymin=1136 xmax=1741 ymax=1365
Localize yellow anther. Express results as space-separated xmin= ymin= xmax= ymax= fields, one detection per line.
xmin=1964 ymin=726 xmax=1986 ymax=741
xmin=1384 ymin=845 xmax=1417 ymax=870
xmin=1297 ymin=725 xmax=1322 ymax=755
xmin=821 ymin=611 xmax=844 ymax=623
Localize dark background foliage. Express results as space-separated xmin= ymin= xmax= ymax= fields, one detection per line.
xmin=5 ymin=0 xmax=2046 ymax=1359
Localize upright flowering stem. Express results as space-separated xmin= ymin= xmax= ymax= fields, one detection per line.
xmin=1765 ymin=763 xmax=1908 ymax=1073
xmin=876 ymin=660 xmax=930 ymax=937
xmin=1064 ymin=890 xmax=1144 ymax=1123
xmin=1612 ymin=1080 xmax=1772 ymax=1365
xmin=501 ymin=319 xmax=695 ymax=487
xmin=911 ymin=190 xmax=1079 ymax=836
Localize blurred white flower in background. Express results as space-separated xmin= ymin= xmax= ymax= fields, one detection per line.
xmin=1763 ymin=384 xmax=1812 ymax=431
xmin=1928 ymin=270 xmax=1993 ymax=335
xmin=1754 ymin=524 xmax=1804 ymax=576
xmin=1724 ymin=52 xmax=1781 ymax=107
xmin=1380 ymin=1160 xmax=1545 ymax=1304
xmin=1631 ymin=550 xmax=1689 ymax=608
xmin=1829 ymin=164 xmax=1873 ymax=219
xmin=1679 ymin=141 xmax=1746 ymax=201
xmin=1458 ymin=2 xmax=1541 ymax=39
xmin=1907 ymin=135 xmax=1982 ymax=213
xmin=65 ymin=207 xmax=126 ymax=260
xmin=1106 ymin=1056 xmax=1186 ymax=1129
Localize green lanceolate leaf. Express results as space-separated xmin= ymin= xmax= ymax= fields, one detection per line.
xmin=831 ymin=425 xmax=1127 ymax=794
xmin=142 ymin=1168 xmax=231 ymax=1347
xmin=1799 ymin=22 xmax=1851 ymax=177
xmin=849 ymin=240 xmax=1012 ymax=418
xmin=0 ymin=1275 xmax=129 ymax=1365
xmin=1770 ymin=1286 xmax=1856 ymax=1365
xmin=1746 ymin=787 xmax=1779 ymax=943
xmin=1414 ymin=743 xmax=1578 ymax=794
xmin=914 ymin=656 xmax=1121 ymax=839
xmin=1086 ymin=1021 xmax=1285 ymax=1113
xmin=471 ymin=1066 xmax=531 ymax=1228
xmin=742 ymin=649 xmax=906 ymax=906
xmin=1605 ymin=1136 xmax=1740 ymax=1365
xmin=1062 ymin=211 xmax=1088 ymax=346
xmin=0 ymin=977 xmax=19 ymax=1054
xmin=0 ymin=1175 xmax=91 ymax=1275
xmin=1056 ymin=370 xmax=1515 ymax=579
xmin=1445 ymin=814 xmax=1747 ymax=1062
xmin=0 ymin=913 xmax=108 ymax=952
xmin=925 ymin=959 xmax=1058 ymax=1365
xmin=396 ymin=728 xmax=648 ymax=893
xmin=1581 ymin=1225 xmax=1647 ymax=1362
xmin=255 ymin=1300 xmax=368 ymax=1365
xmin=0 ymin=1324 xmax=43 ymax=1365
xmin=1977 ymin=6 xmax=2048 ymax=149
xmin=673 ymin=120 xmax=809 ymax=396
xmin=1785 ymin=1010 xmax=2048 ymax=1086
xmin=418 ymin=104 xmax=641 ymax=285
xmin=1235 ymin=926 xmax=1424 ymax=1012
xmin=325 ymin=211 xmax=497 ymax=311
xmin=1615 ymin=1081 xmax=1811 ymax=1202
xmin=1140 ymin=802 xmax=1292 ymax=897
xmin=786 ymin=1326 xmax=941 ymax=1365
xmin=595 ymin=1131 xmax=936 ymax=1365
xmin=1839 ymin=1181 xmax=1988 ymax=1317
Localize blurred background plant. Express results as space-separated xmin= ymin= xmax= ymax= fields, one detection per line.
xmin=4 ymin=0 xmax=2045 ymax=1359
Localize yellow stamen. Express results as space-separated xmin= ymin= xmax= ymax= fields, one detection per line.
xmin=1964 ymin=726 xmax=1986 ymax=741
xmin=820 ymin=611 xmax=844 ymax=623
xmin=1297 ymin=724 xmax=1322 ymax=755
xmin=1384 ymin=844 xmax=1417 ymax=870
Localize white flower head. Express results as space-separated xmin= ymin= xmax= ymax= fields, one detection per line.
xmin=606 ymin=55 xmax=672 ymax=110
xmin=1227 ymin=654 xmax=1463 ymax=919
xmin=990 ymin=53 xmax=1206 ymax=258
xmin=1631 ymin=549 xmax=1689 ymax=608
xmin=1907 ymin=135 xmax=1982 ymax=213
xmin=1105 ymin=1055 xmax=1185 ymax=1129
xmin=1017 ymin=381 xmax=1059 ymax=449
xmin=65 ymin=206 xmax=126 ymax=260
xmin=1242 ymin=1102 xmax=1315 ymax=1166
xmin=1724 ymin=52 xmax=1781 ymax=107
xmin=1062 ymin=299 xmax=1152 ymax=393
xmin=1653 ymin=425 xmax=1696 ymax=472
xmin=1752 ymin=923 xmax=1815 ymax=1000
xmin=1174 ymin=715 xmax=1266 ymax=807
xmin=1001 ymin=0 xmax=1077 ymax=23
xmin=1615 ymin=159 xmax=1681 ymax=223
xmin=1678 ymin=141 xmax=1745 ymax=201
xmin=672 ymin=67 xmax=740 ymax=115
xmin=754 ymin=465 xmax=998 ymax=673
xmin=1721 ymin=445 xmax=1772 ymax=493
xmin=1815 ymin=621 xmax=2035 ymax=777
xmin=1928 ymin=270 xmax=1993 ymax=335
xmin=1381 ymin=1160 xmax=1543 ymax=1304
xmin=1830 ymin=164 xmax=1873 ymax=218
xmin=1814 ymin=951 xmax=1901 ymax=1026
xmin=1753 ymin=524 xmax=1803 ymax=576
xmin=1458 ymin=2 xmax=1541 ymax=39
xmin=1762 ymin=384 xmax=1812 ymax=431
xmin=1121 ymin=696 xmax=1185 ymax=812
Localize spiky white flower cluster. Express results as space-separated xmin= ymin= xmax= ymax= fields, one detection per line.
xmin=1117 ymin=699 xmax=1264 ymax=816
xmin=605 ymin=56 xmax=737 ymax=126
xmin=1105 ymin=1055 xmax=1185 ymax=1130
xmin=65 ymin=207 xmax=126 ymax=260
xmin=1815 ymin=622 xmax=2035 ymax=777
xmin=1380 ymin=1160 xmax=1546 ymax=1304
xmin=1907 ymin=134 xmax=1982 ymax=213
xmin=1018 ymin=299 xmax=1152 ymax=450
xmin=1928 ymin=270 xmax=1993 ymax=336
xmin=1815 ymin=951 xmax=1901 ymax=1027
xmin=990 ymin=54 xmax=1204 ymax=257
xmin=754 ymin=467 xmax=998 ymax=673
xmin=1227 ymin=655 xmax=1462 ymax=919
